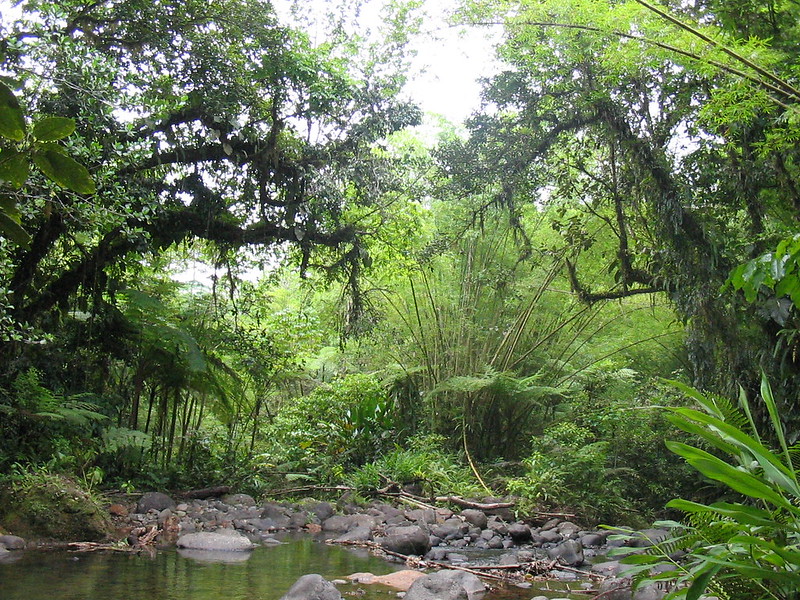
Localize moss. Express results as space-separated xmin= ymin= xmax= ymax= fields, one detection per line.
xmin=0 ymin=473 xmax=114 ymax=542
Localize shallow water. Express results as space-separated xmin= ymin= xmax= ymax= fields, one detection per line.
xmin=0 ymin=537 xmax=590 ymax=600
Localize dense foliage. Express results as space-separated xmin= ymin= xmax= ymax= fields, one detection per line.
xmin=1 ymin=8 xmax=799 ymax=595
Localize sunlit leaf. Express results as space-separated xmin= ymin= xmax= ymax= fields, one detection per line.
xmin=32 ymin=116 xmax=76 ymax=142
xmin=32 ymin=149 xmax=96 ymax=194
xmin=0 ymin=151 xmax=30 ymax=187
xmin=0 ymin=210 xmax=31 ymax=247
xmin=0 ymin=81 xmax=25 ymax=141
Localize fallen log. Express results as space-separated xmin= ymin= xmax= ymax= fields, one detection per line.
xmin=433 ymin=496 xmax=515 ymax=510
xmin=267 ymin=485 xmax=355 ymax=497
xmin=181 ymin=485 xmax=231 ymax=499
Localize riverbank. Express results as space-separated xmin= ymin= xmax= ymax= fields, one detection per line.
xmin=1 ymin=485 xmax=686 ymax=600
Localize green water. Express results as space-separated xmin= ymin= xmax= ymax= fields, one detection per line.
xmin=0 ymin=537 xmax=588 ymax=600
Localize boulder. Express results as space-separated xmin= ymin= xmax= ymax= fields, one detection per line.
xmin=137 ymin=492 xmax=176 ymax=513
xmin=0 ymin=535 xmax=26 ymax=550
xmin=404 ymin=570 xmax=486 ymax=600
xmin=222 ymin=493 xmax=256 ymax=506
xmin=347 ymin=570 xmax=427 ymax=591
xmin=547 ymin=539 xmax=584 ymax=566
xmin=176 ymin=530 xmax=256 ymax=552
xmin=335 ymin=526 xmax=372 ymax=543
xmin=279 ymin=574 xmax=342 ymax=600
xmin=322 ymin=515 xmax=352 ymax=534
xmin=460 ymin=509 xmax=488 ymax=529
xmin=0 ymin=475 xmax=113 ymax=541
xmin=507 ymin=522 xmax=532 ymax=543
xmin=379 ymin=525 xmax=431 ymax=556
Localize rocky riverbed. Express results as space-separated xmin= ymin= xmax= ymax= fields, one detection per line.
xmin=1 ymin=490 xmax=715 ymax=600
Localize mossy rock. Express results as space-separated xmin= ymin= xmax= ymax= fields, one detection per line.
xmin=0 ymin=474 xmax=114 ymax=541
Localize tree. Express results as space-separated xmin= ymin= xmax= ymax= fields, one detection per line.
xmin=0 ymin=0 xmax=421 ymax=359
xmin=455 ymin=0 xmax=800 ymax=432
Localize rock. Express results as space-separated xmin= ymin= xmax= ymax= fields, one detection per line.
xmin=176 ymin=531 xmax=256 ymax=552
xmin=405 ymin=508 xmax=436 ymax=524
xmin=460 ymin=509 xmax=487 ymax=529
xmin=379 ymin=526 xmax=430 ymax=556
xmin=335 ymin=526 xmax=372 ymax=543
xmin=0 ymin=475 xmax=114 ymax=541
xmin=347 ymin=570 xmax=427 ymax=591
xmin=279 ymin=574 xmax=342 ymax=600
xmin=322 ymin=515 xmax=352 ymax=534
xmin=548 ymin=539 xmax=584 ymax=566
xmin=309 ymin=502 xmax=335 ymax=522
xmin=538 ymin=528 xmax=563 ymax=543
xmin=0 ymin=535 xmax=26 ymax=550
xmin=580 ymin=533 xmax=605 ymax=547
xmin=557 ymin=521 xmax=581 ymax=538
xmin=137 ymin=492 xmax=176 ymax=513
xmin=508 ymin=522 xmax=532 ymax=543
xmin=107 ymin=503 xmax=128 ymax=517
xmin=431 ymin=518 xmax=468 ymax=540
xmin=221 ymin=493 xmax=256 ymax=506
xmin=404 ymin=570 xmax=486 ymax=600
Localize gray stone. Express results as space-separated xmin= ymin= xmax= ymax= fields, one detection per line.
xmin=557 ymin=521 xmax=581 ymax=538
xmin=378 ymin=525 xmax=430 ymax=556
xmin=580 ymin=533 xmax=605 ymax=547
xmin=488 ymin=535 xmax=504 ymax=549
xmin=176 ymin=531 xmax=256 ymax=552
xmin=507 ymin=522 xmax=532 ymax=543
xmin=431 ymin=518 xmax=469 ymax=540
xmin=322 ymin=515 xmax=352 ymax=533
xmin=137 ymin=492 xmax=176 ymax=513
xmin=547 ymin=539 xmax=584 ymax=566
xmin=538 ymin=529 xmax=563 ymax=543
xmin=222 ymin=493 xmax=256 ymax=506
xmin=460 ymin=509 xmax=487 ymax=529
xmin=336 ymin=526 xmax=372 ymax=543
xmin=404 ymin=570 xmax=486 ymax=600
xmin=0 ymin=535 xmax=26 ymax=550
xmin=279 ymin=574 xmax=342 ymax=600
xmin=309 ymin=502 xmax=335 ymax=522
xmin=405 ymin=508 xmax=437 ymax=524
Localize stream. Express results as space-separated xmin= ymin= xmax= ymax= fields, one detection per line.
xmin=0 ymin=536 xmax=592 ymax=600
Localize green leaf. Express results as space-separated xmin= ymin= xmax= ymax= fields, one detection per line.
xmin=0 ymin=151 xmax=30 ymax=187
xmin=666 ymin=441 xmax=797 ymax=510
xmin=32 ymin=150 xmax=96 ymax=194
xmin=686 ymin=565 xmax=720 ymax=600
xmin=0 ymin=210 xmax=31 ymax=247
xmin=32 ymin=116 xmax=76 ymax=142
xmin=0 ymin=81 xmax=25 ymax=141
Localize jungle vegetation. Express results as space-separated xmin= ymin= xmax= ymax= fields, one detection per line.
xmin=1 ymin=1 xmax=800 ymax=597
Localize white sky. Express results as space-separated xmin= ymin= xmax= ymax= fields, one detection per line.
xmin=0 ymin=0 xmax=501 ymax=285
xmin=0 ymin=0 xmax=500 ymax=124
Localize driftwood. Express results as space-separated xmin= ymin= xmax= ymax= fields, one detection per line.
xmin=268 ymin=485 xmax=355 ymax=497
xmin=432 ymin=496 xmax=515 ymax=510
xmin=181 ymin=485 xmax=231 ymax=499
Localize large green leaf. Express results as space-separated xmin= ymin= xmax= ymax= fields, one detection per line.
xmin=666 ymin=441 xmax=797 ymax=511
xmin=666 ymin=498 xmax=777 ymax=527
xmin=0 ymin=150 xmax=30 ymax=187
xmin=32 ymin=116 xmax=76 ymax=142
xmin=0 ymin=210 xmax=31 ymax=247
xmin=32 ymin=149 xmax=96 ymax=194
xmin=0 ymin=81 xmax=25 ymax=141
xmin=668 ymin=407 xmax=800 ymax=497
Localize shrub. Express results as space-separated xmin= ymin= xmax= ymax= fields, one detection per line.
xmin=618 ymin=376 xmax=800 ymax=600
